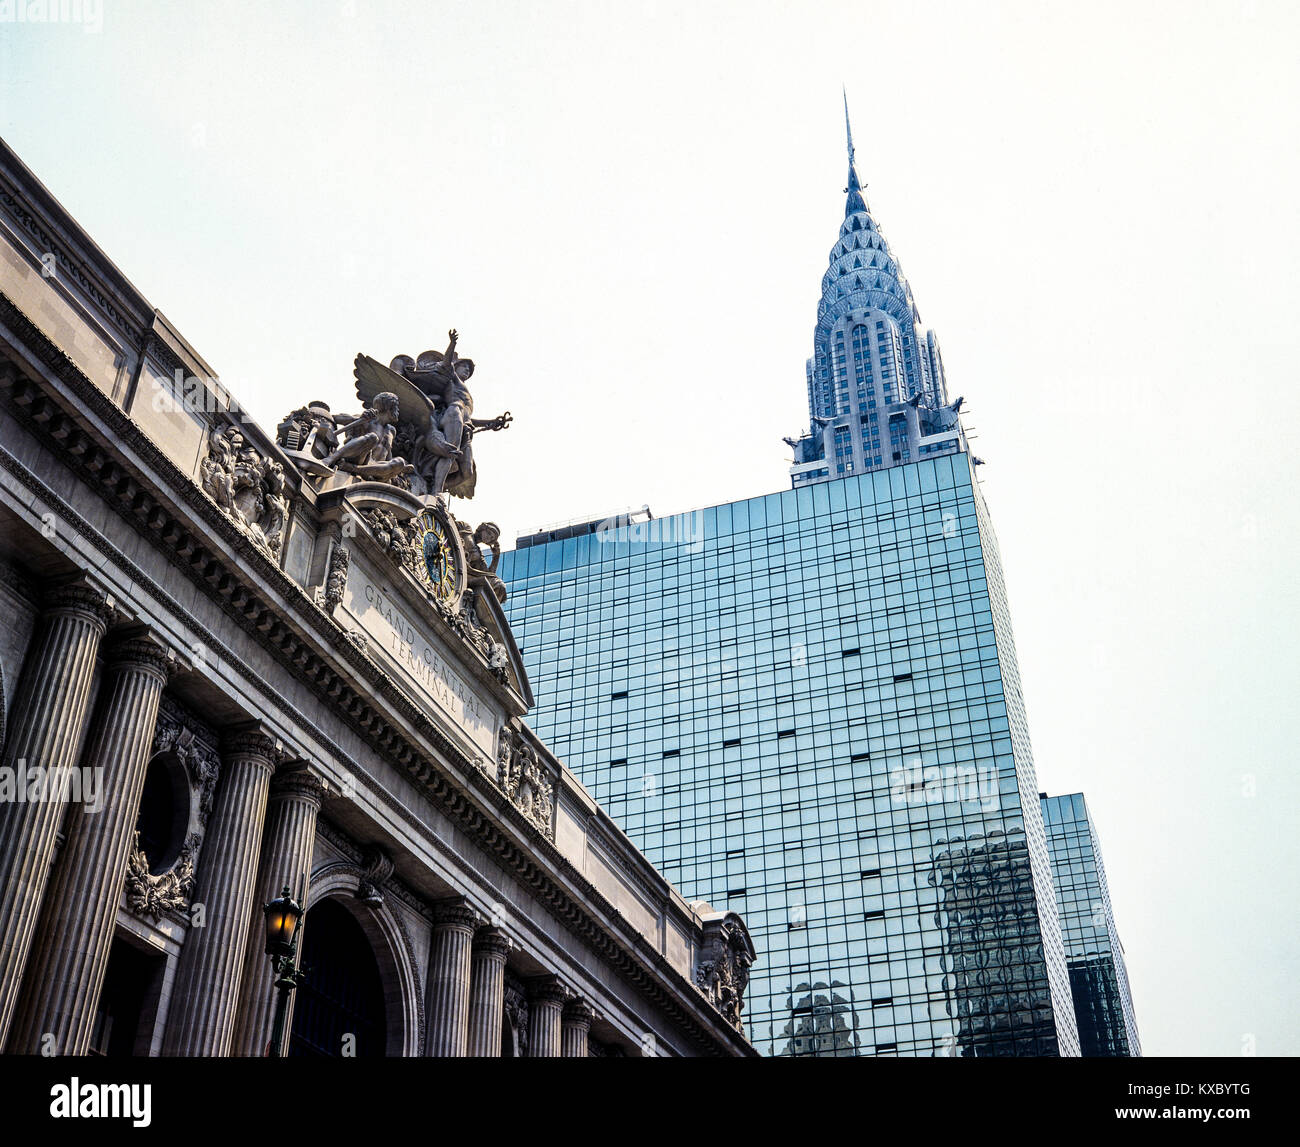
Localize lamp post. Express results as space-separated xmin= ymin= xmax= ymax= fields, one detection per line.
xmin=263 ymin=884 xmax=306 ymax=1058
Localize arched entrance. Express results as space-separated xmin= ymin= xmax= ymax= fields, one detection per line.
xmin=288 ymin=898 xmax=387 ymax=1057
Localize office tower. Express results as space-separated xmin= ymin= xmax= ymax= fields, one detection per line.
xmin=1041 ymin=793 xmax=1142 ymax=1056
xmin=499 ymin=110 xmax=1083 ymax=1056
xmin=503 ymin=458 xmax=1080 ymax=1056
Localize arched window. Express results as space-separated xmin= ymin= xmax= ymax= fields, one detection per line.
xmin=289 ymin=898 xmax=387 ymax=1057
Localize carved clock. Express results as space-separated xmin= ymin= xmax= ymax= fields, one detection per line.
xmin=412 ymin=505 xmax=465 ymax=605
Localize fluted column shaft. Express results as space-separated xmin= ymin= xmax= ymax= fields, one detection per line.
xmin=561 ymin=999 xmax=593 ymax=1058
xmin=0 ymin=583 xmax=112 ymax=1049
xmin=230 ymin=765 xmax=324 ymax=1057
xmin=161 ymin=729 xmax=277 ymax=1056
xmin=466 ymin=928 xmax=509 ymax=1057
xmin=529 ymin=978 xmax=566 ymax=1058
xmin=426 ymin=900 xmax=477 ymax=1057
xmin=8 ymin=636 xmax=169 ymax=1054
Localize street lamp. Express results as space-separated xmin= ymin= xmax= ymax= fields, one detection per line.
xmin=263 ymin=884 xmax=306 ymax=1058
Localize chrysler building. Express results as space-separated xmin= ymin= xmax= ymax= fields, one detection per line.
xmin=788 ymin=99 xmax=968 ymax=485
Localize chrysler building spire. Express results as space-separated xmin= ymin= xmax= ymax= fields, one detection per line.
xmin=844 ymin=88 xmax=867 ymax=216
xmin=786 ymin=98 xmax=967 ymax=487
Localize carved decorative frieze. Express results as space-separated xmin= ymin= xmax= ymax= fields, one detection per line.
xmin=198 ymin=423 xmax=291 ymax=560
xmin=503 ymin=973 xmax=529 ymax=1058
xmin=323 ymin=543 xmax=349 ymax=616
xmin=501 ymin=733 xmax=555 ymax=839
xmin=695 ymin=916 xmax=756 ymax=1034
xmin=355 ymin=844 xmax=394 ymax=908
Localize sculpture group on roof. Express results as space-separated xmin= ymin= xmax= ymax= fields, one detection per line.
xmin=275 ymin=329 xmax=511 ymax=500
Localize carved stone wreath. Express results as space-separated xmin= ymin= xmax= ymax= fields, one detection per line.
xmin=124 ymin=830 xmax=199 ymax=919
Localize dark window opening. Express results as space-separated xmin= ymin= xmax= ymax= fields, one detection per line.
xmin=289 ymin=899 xmax=386 ymax=1058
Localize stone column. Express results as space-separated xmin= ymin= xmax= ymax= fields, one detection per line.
xmin=230 ymin=764 xmax=325 ymax=1057
xmin=528 ymin=977 xmax=566 ymax=1058
xmin=466 ymin=928 xmax=510 ymax=1057
xmin=426 ymin=899 xmax=477 ymax=1057
xmin=561 ymin=999 xmax=593 ymax=1058
xmin=8 ymin=633 xmax=170 ymax=1055
xmin=161 ymin=728 xmax=278 ymax=1056
xmin=0 ymin=581 xmax=113 ymax=1049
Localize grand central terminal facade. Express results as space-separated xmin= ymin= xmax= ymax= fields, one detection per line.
xmin=0 ymin=136 xmax=755 ymax=1059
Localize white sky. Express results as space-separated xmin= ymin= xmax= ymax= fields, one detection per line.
xmin=2 ymin=0 xmax=1297 ymax=1057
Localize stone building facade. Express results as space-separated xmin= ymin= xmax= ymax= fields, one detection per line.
xmin=0 ymin=136 xmax=755 ymax=1058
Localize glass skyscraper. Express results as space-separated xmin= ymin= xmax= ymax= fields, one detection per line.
xmin=1041 ymin=793 xmax=1142 ymax=1056
xmin=502 ymin=456 xmax=1080 ymax=1056
xmin=499 ymin=105 xmax=1091 ymax=1056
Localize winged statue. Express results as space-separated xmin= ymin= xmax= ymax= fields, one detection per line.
xmin=352 ymin=330 xmax=511 ymax=498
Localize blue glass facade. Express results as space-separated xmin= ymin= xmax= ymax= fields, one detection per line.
xmin=1041 ymin=793 xmax=1142 ymax=1056
xmin=502 ymin=454 xmax=1081 ymax=1056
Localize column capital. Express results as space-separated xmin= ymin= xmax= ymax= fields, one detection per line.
xmin=471 ymin=926 xmax=511 ymax=961
xmin=221 ymin=723 xmax=281 ymax=766
xmin=528 ymin=974 xmax=568 ymax=1006
xmin=103 ymin=629 xmax=172 ymax=682
xmin=268 ymin=762 xmax=327 ymax=807
xmin=43 ymin=577 xmax=116 ymax=630
xmin=562 ymin=999 xmax=594 ymax=1029
xmin=432 ymin=897 xmax=479 ymax=932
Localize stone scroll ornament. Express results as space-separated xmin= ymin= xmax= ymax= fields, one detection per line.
xmin=199 ymin=423 xmax=291 ymax=559
xmin=275 ymin=330 xmax=511 ymax=499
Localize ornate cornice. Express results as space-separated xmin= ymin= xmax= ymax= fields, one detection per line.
xmin=0 ymin=170 xmax=145 ymax=345
xmin=0 ymin=297 xmax=755 ymax=1057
